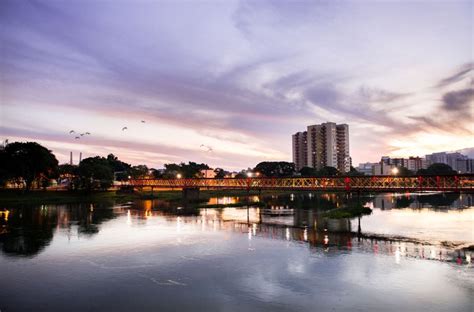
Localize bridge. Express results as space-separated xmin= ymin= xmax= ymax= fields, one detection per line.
xmin=129 ymin=174 xmax=474 ymax=193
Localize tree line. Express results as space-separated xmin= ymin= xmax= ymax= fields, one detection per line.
xmin=0 ymin=141 xmax=460 ymax=191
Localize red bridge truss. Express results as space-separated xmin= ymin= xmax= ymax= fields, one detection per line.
xmin=129 ymin=174 xmax=474 ymax=192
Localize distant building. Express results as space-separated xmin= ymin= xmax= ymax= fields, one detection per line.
xmin=201 ymin=169 xmax=216 ymax=178
xmin=292 ymin=122 xmax=350 ymax=172
xmin=292 ymin=131 xmax=307 ymax=171
xmin=426 ymin=152 xmax=448 ymax=165
xmin=372 ymin=163 xmax=395 ymax=175
xmin=425 ymin=151 xmax=469 ymax=171
xmin=456 ymin=159 xmax=474 ymax=173
xmin=378 ymin=156 xmax=427 ymax=172
xmin=407 ymin=157 xmax=427 ymax=172
xmin=357 ymin=162 xmax=376 ymax=175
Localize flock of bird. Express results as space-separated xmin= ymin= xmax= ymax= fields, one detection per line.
xmin=69 ymin=120 xmax=146 ymax=139
xmin=69 ymin=130 xmax=91 ymax=140
xmin=200 ymin=144 xmax=213 ymax=153
xmin=68 ymin=119 xmax=214 ymax=153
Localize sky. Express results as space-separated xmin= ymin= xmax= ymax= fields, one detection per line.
xmin=0 ymin=0 xmax=473 ymax=170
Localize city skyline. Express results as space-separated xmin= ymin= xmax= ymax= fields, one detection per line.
xmin=1 ymin=1 xmax=473 ymax=170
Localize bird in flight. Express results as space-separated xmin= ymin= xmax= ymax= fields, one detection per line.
xmin=80 ymin=133 xmax=85 ymax=136
xmin=141 ymin=120 xmax=146 ymax=123
xmin=122 ymin=127 xmax=128 ymax=131
xmin=85 ymin=132 xmax=91 ymax=135
xmin=75 ymin=136 xmax=80 ymax=139
xmin=200 ymin=144 xmax=213 ymax=153
xmin=69 ymin=130 xmax=75 ymax=134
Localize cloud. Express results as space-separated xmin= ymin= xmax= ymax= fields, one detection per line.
xmin=435 ymin=63 xmax=473 ymax=88
xmin=0 ymin=0 xmax=472 ymax=165
xmin=442 ymin=88 xmax=474 ymax=112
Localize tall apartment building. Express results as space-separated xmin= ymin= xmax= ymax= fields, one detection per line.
xmin=292 ymin=131 xmax=307 ymax=172
xmin=292 ymin=122 xmax=350 ymax=172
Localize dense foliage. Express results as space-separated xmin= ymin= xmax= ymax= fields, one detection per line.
xmin=254 ymin=161 xmax=295 ymax=177
xmin=77 ymin=157 xmax=114 ymax=190
xmin=417 ymin=163 xmax=457 ymax=175
xmin=299 ymin=166 xmax=340 ymax=177
xmin=161 ymin=162 xmax=210 ymax=178
xmin=0 ymin=142 xmax=58 ymax=190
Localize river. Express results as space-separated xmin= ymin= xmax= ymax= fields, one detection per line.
xmin=0 ymin=192 xmax=472 ymax=311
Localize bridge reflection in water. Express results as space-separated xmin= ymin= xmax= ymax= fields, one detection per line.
xmin=130 ymin=197 xmax=473 ymax=265
xmin=0 ymin=195 xmax=472 ymax=265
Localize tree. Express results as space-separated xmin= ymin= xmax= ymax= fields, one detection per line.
xmin=417 ymin=163 xmax=457 ymax=175
xmin=347 ymin=166 xmax=364 ymax=176
xmin=163 ymin=162 xmax=210 ymax=178
xmin=317 ymin=166 xmax=340 ymax=177
xmin=106 ymin=154 xmax=131 ymax=181
xmin=1 ymin=142 xmax=58 ymax=190
xmin=234 ymin=170 xmax=248 ymax=178
xmin=214 ymin=168 xmax=227 ymax=179
xmin=58 ymin=164 xmax=77 ymax=176
xmin=299 ymin=166 xmax=318 ymax=177
xmin=397 ymin=166 xmax=413 ymax=176
xmin=254 ymin=161 xmax=296 ymax=177
xmin=130 ymin=165 xmax=149 ymax=179
xmin=78 ymin=157 xmax=114 ymax=190
xmin=151 ymin=168 xmax=164 ymax=178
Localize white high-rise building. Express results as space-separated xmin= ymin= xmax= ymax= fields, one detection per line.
xmin=292 ymin=122 xmax=350 ymax=172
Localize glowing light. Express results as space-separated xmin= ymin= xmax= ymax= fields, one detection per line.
xmin=430 ymin=248 xmax=436 ymax=259
xmin=466 ymin=254 xmax=471 ymax=264
xmin=324 ymin=235 xmax=329 ymax=245
xmin=391 ymin=167 xmax=399 ymax=175
xmin=303 ymin=228 xmax=308 ymax=241
xmin=252 ymin=223 xmax=257 ymax=236
xmin=286 ymin=228 xmax=290 ymax=240
xmin=176 ymin=173 xmax=182 ymax=179
xmin=247 ymin=172 xmax=253 ymax=178
xmin=0 ymin=210 xmax=9 ymax=221
xmin=177 ymin=216 xmax=182 ymax=233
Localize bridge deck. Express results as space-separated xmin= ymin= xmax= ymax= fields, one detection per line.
xmin=129 ymin=174 xmax=474 ymax=192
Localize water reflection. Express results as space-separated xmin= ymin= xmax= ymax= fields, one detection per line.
xmin=0 ymin=204 xmax=116 ymax=257
xmin=1 ymin=191 xmax=472 ymax=263
xmin=1 ymin=192 xmax=472 ymax=312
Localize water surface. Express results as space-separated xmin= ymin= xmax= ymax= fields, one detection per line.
xmin=0 ymin=192 xmax=472 ymax=311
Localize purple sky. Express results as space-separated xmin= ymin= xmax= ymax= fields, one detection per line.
xmin=1 ymin=0 xmax=473 ymax=170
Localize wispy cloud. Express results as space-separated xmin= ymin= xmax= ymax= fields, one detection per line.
xmin=0 ymin=0 xmax=472 ymax=167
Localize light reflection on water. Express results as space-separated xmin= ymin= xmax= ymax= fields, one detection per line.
xmin=0 ymin=192 xmax=473 ymax=311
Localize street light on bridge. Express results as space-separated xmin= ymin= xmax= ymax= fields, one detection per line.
xmin=391 ymin=167 xmax=399 ymax=175
xmin=176 ymin=173 xmax=182 ymax=179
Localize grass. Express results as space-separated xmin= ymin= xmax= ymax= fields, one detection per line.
xmin=322 ymin=206 xmax=373 ymax=219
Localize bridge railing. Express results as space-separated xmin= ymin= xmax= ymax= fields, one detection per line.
xmin=129 ymin=174 xmax=474 ymax=192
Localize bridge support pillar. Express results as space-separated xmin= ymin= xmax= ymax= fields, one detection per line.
xmin=183 ymin=187 xmax=200 ymax=201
